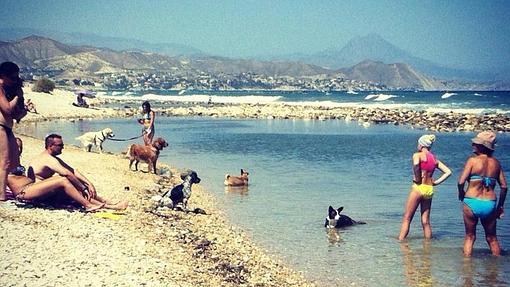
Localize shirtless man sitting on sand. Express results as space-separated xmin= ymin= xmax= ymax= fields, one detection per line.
xmin=7 ymin=137 xmax=104 ymax=212
xmin=27 ymin=133 xmax=128 ymax=210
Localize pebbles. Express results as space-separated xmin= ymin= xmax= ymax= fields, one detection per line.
xmin=1 ymin=136 xmax=315 ymax=287
xmin=160 ymin=103 xmax=510 ymax=133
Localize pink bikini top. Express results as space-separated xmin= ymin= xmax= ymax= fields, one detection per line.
xmin=420 ymin=151 xmax=437 ymax=172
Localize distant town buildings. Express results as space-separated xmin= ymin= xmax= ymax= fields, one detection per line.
xmin=20 ymin=67 xmax=387 ymax=91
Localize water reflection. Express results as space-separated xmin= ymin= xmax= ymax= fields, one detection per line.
xmin=224 ymin=185 xmax=249 ymax=195
xmin=400 ymin=240 xmax=433 ymax=287
xmin=459 ymin=256 xmax=504 ymax=287
xmin=325 ymin=228 xmax=343 ymax=245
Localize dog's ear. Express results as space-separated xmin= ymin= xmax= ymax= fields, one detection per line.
xmin=180 ymin=169 xmax=192 ymax=180
xmin=328 ymin=206 xmax=335 ymax=213
xmin=337 ymin=207 xmax=344 ymax=213
xmin=241 ymin=169 xmax=244 ymax=174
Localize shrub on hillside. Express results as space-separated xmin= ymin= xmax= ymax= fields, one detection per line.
xmin=33 ymin=78 xmax=55 ymax=93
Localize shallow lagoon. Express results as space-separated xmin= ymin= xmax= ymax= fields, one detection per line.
xmin=19 ymin=117 xmax=510 ymax=286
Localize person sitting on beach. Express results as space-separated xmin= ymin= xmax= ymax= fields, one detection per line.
xmin=457 ymin=131 xmax=507 ymax=256
xmin=73 ymin=93 xmax=89 ymax=108
xmin=27 ymin=134 xmax=128 ymax=210
xmin=398 ymin=134 xmax=452 ymax=241
xmin=25 ymin=98 xmax=38 ymax=114
xmin=137 ymin=101 xmax=155 ymax=145
xmin=7 ymin=137 xmax=104 ymax=211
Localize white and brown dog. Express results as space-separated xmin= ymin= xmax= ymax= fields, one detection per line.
xmin=224 ymin=169 xmax=249 ymax=186
xmin=75 ymin=128 xmax=114 ymax=153
xmin=127 ymin=137 xmax=168 ymax=174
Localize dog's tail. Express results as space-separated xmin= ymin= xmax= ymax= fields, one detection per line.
xmin=122 ymin=144 xmax=134 ymax=157
xmin=224 ymin=174 xmax=231 ymax=186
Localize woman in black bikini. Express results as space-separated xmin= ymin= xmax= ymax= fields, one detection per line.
xmin=0 ymin=62 xmax=23 ymax=201
xmin=7 ymin=172 xmax=105 ymax=212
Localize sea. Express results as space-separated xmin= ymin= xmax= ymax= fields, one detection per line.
xmin=18 ymin=90 xmax=510 ymax=286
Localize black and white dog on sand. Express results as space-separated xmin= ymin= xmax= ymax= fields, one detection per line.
xmin=325 ymin=206 xmax=366 ymax=228
xmin=158 ymin=170 xmax=201 ymax=211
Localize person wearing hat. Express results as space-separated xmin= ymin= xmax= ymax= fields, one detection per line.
xmin=399 ymin=134 xmax=452 ymax=241
xmin=457 ymin=131 xmax=507 ymax=256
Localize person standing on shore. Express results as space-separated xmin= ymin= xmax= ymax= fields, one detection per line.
xmin=138 ymin=101 xmax=155 ymax=145
xmin=457 ymin=131 xmax=507 ymax=256
xmin=0 ymin=62 xmax=23 ymax=201
xmin=398 ymin=134 xmax=452 ymax=240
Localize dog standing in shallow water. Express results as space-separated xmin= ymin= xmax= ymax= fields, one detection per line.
xmin=158 ymin=170 xmax=201 ymax=210
xmin=325 ymin=206 xmax=366 ymax=228
xmin=224 ymin=169 xmax=249 ymax=186
xmin=127 ymin=137 xmax=168 ymax=174
xmin=75 ymin=128 xmax=114 ymax=153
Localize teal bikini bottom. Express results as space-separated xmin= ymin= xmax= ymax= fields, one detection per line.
xmin=463 ymin=197 xmax=496 ymax=219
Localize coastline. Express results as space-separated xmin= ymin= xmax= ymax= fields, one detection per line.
xmin=101 ymin=93 xmax=510 ymax=133
xmin=22 ymin=87 xmax=510 ymax=133
xmin=2 ymin=88 xmax=315 ymax=286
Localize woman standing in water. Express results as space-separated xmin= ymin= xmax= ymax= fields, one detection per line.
xmin=458 ymin=131 xmax=507 ymax=256
xmin=138 ymin=101 xmax=155 ymax=145
xmin=399 ymin=134 xmax=452 ymax=240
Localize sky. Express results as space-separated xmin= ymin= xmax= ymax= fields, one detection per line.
xmin=3 ymin=0 xmax=510 ymax=70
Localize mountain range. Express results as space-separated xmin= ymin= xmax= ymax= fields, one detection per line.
xmin=0 ymin=33 xmax=506 ymax=90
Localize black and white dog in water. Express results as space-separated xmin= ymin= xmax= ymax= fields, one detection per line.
xmin=158 ymin=170 xmax=201 ymax=211
xmin=325 ymin=206 xmax=366 ymax=228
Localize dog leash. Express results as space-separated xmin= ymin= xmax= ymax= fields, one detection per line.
xmin=107 ymin=134 xmax=144 ymax=141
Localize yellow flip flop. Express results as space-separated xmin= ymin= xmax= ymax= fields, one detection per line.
xmin=92 ymin=211 xmax=123 ymax=220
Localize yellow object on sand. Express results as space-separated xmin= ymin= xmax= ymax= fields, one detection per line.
xmin=92 ymin=211 xmax=124 ymax=220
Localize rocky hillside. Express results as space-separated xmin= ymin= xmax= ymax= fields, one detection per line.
xmin=340 ymin=60 xmax=446 ymax=90
xmin=0 ymin=35 xmax=492 ymax=90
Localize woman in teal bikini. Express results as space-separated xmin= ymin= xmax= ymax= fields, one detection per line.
xmin=398 ymin=134 xmax=452 ymax=241
xmin=458 ymin=131 xmax=507 ymax=256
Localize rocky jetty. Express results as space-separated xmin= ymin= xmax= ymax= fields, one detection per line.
xmin=151 ymin=102 xmax=510 ymax=133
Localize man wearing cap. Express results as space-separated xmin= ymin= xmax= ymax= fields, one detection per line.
xmin=458 ymin=131 xmax=507 ymax=256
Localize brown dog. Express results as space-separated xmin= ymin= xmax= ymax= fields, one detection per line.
xmin=224 ymin=169 xmax=249 ymax=186
xmin=127 ymin=137 xmax=168 ymax=174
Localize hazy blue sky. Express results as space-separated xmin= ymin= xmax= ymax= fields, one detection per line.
xmin=4 ymin=0 xmax=510 ymax=70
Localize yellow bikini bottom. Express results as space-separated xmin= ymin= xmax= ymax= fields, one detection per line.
xmin=413 ymin=184 xmax=434 ymax=199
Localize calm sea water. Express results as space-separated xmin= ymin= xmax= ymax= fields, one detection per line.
xmin=18 ymin=115 xmax=510 ymax=286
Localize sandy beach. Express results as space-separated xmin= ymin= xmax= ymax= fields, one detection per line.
xmin=1 ymin=88 xmax=315 ymax=287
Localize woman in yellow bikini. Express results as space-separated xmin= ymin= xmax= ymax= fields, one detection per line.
xmin=138 ymin=101 xmax=155 ymax=145
xmin=398 ymin=134 xmax=452 ymax=240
